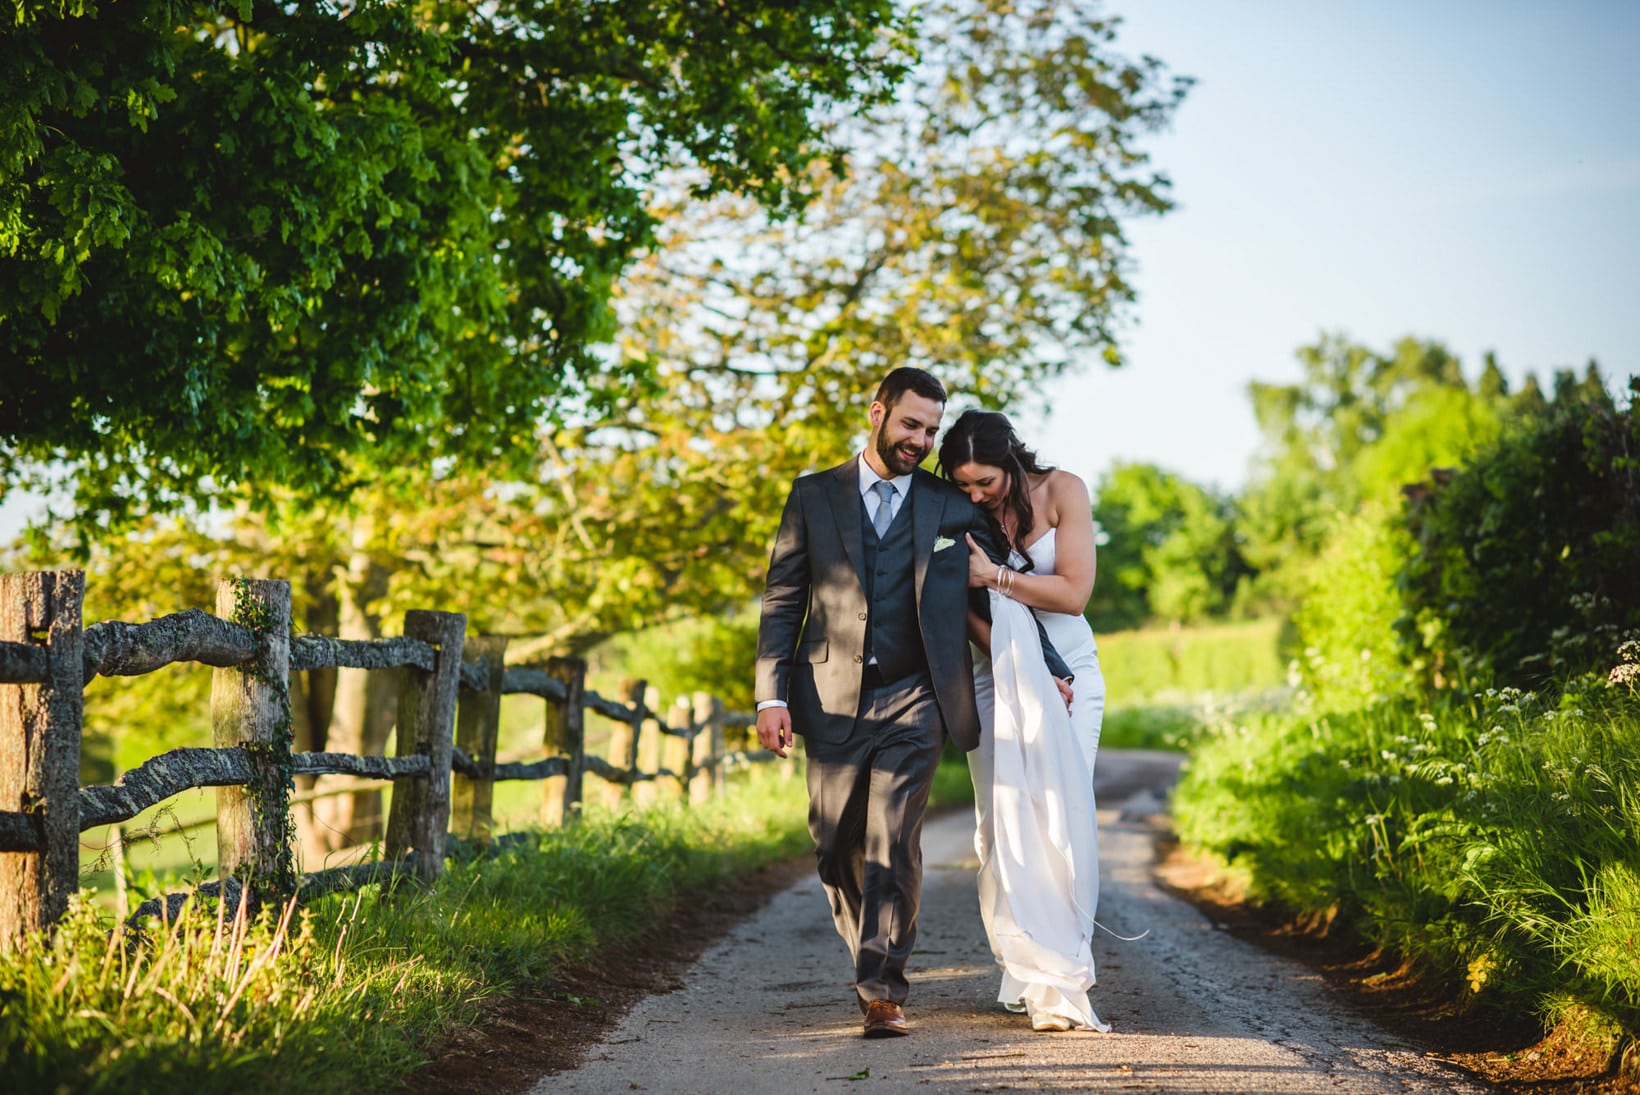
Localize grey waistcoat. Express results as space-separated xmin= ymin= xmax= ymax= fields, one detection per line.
xmin=861 ymin=493 xmax=926 ymax=683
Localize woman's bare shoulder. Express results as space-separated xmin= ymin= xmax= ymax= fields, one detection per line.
xmin=1045 ymin=468 xmax=1091 ymax=511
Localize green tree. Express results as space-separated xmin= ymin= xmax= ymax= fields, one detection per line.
xmin=9 ymin=0 xmax=1191 ymax=851
xmin=1238 ymin=334 xmax=1512 ymax=610
xmin=1350 ymin=385 xmax=1503 ymax=503
xmin=1087 ymin=461 xmax=1245 ymax=629
xmin=1 ymin=0 xmax=913 ymax=534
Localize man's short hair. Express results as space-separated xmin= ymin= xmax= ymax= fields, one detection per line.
xmin=874 ymin=367 xmax=947 ymax=410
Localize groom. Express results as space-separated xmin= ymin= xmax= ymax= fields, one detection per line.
xmin=755 ymin=367 xmax=1070 ymax=1038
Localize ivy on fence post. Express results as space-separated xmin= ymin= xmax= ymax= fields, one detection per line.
xmin=213 ymin=577 xmax=295 ymax=897
xmin=541 ymin=656 xmax=587 ymax=827
xmin=452 ymin=635 xmax=508 ymax=847
xmin=385 ymin=610 xmax=466 ymax=882
xmin=0 ymin=570 xmax=85 ymax=949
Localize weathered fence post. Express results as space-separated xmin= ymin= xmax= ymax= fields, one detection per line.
xmin=385 ymin=611 xmax=466 ymax=881
xmin=633 ymin=685 xmax=664 ymax=808
xmin=0 ymin=570 xmax=84 ymax=948
xmin=452 ymin=635 xmax=508 ymax=846
xmin=603 ymin=678 xmax=645 ymax=809
xmin=689 ymin=692 xmax=724 ymax=803
xmin=212 ymin=578 xmax=293 ymax=893
xmin=541 ymin=656 xmax=586 ymax=826
xmin=110 ymin=821 xmax=129 ymax=922
xmin=661 ymin=696 xmax=692 ymax=803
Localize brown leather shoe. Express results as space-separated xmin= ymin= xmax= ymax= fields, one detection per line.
xmin=863 ymin=1000 xmax=910 ymax=1038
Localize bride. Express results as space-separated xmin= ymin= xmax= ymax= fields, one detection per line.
xmin=938 ymin=409 xmax=1109 ymax=1034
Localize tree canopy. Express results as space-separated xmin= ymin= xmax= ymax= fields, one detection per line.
xmin=536 ymin=0 xmax=1191 ymax=643
xmin=5 ymin=0 xmax=1195 ymax=800
xmin=1 ymin=0 xmax=912 ymax=532
xmin=1234 ymin=334 xmax=1520 ymax=608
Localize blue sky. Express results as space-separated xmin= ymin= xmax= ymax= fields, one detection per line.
xmin=1019 ymin=0 xmax=1640 ymax=493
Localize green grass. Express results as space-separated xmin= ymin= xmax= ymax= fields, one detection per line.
xmin=1098 ymin=692 xmax=1288 ymax=751
xmin=1097 ymin=617 xmax=1289 ymax=705
xmin=1172 ymin=675 xmax=1640 ymax=1046
xmin=5 ymin=765 xmax=815 ymax=1093
xmin=929 ymin=745 xmax=977 ymax=811
xmin=16 ymin=747 xmax=979 ymax=1092
xmin=1095 ymin=617 xmax=1292 ymax=753
xmin=1100 ymin=703 xmax=1200 ymax=750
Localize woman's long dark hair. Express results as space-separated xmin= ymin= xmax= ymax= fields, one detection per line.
xmin=938 ymin=409 xmax=1055 ymax=570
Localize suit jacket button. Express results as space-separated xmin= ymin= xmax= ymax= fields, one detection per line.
xmin=857 ymin=611 xmax=867 ymax=621
xmin=853 ymin=654 xmax=863 ymax=664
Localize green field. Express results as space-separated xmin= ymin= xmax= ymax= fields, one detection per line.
xmin=1096 ymin=617 xmax=1290 ymax=750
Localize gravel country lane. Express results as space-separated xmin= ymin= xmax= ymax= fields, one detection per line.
xmin=530 ymin=749 xmax=1493 ymax=1094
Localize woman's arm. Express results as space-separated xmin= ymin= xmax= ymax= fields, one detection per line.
xmin=968 ymin=471 xmax=1097 ymax=616
xmin=967 ymin=576 xmax=1073 ymax=710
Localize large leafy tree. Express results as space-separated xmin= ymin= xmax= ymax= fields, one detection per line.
xmin=1 ymin=0 xmax=912 ymax=532
xmin=1401 ymin=368 xmax=1639 ymax=688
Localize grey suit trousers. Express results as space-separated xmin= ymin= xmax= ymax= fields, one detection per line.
xmin=804 ymin=669 xmax=945 ymax=1010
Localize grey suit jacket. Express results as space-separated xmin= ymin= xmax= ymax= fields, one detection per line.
xmin=756 ymin=457 xmax=1067 ymax=753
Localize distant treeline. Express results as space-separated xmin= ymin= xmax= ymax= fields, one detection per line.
xmin=1085 ymin=333 xmax=1637 ymax=683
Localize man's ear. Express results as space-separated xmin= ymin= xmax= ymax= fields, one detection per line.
xmin=868 ymin=400 xmax=885 ymax=429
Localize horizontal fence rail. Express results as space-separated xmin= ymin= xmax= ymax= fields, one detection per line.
xmin=0 ymin=570 xmax=775 ymax=949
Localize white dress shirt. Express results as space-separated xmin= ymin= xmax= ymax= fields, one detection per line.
xmin=858 ymin=457 xmax=912 ymax=530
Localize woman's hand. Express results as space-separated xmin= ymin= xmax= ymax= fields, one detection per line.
xmin=965 ymin=533 xmax=995 ymax=589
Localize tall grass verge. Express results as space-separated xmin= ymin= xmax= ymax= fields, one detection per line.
xmin=1 ymin=765 xmax=814 ymax=1093
xmin=1173 ymin=673 xmax=1640 ymax=1047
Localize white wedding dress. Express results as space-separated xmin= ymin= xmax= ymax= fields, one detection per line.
xmin=969 ymin=527 xmax=1109 ymax=1032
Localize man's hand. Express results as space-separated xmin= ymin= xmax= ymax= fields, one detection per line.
xmin=1055 ymin=677 xmax=1074 ymax=711
xmin=757 ymin=706 xmax=795 ymax=758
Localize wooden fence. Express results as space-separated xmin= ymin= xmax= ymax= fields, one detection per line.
xmin=0 ymin=570 xmax=770 ymax=951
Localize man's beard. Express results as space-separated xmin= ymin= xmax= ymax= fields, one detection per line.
xmin=876 ymin=430 xmax=927 ymax=476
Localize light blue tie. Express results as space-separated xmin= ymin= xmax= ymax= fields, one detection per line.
xmin=871 ymin=481 xmax=896 ymax=537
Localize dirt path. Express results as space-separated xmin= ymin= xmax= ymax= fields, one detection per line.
xmin=529 ymin=750 xmax=1492 ymax=1094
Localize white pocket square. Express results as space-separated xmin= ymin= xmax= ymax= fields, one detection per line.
xmin=933 ymin=536 xmax=956 ymax=552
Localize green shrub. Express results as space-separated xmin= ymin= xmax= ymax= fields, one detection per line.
xmin=1292 ymin=500 xmax=1423 ymax=712
xmin=1402 ymin=372 xmax=1640 ymax=687
xmin=1173 ymin=668 xmax=1640 ymax=1033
